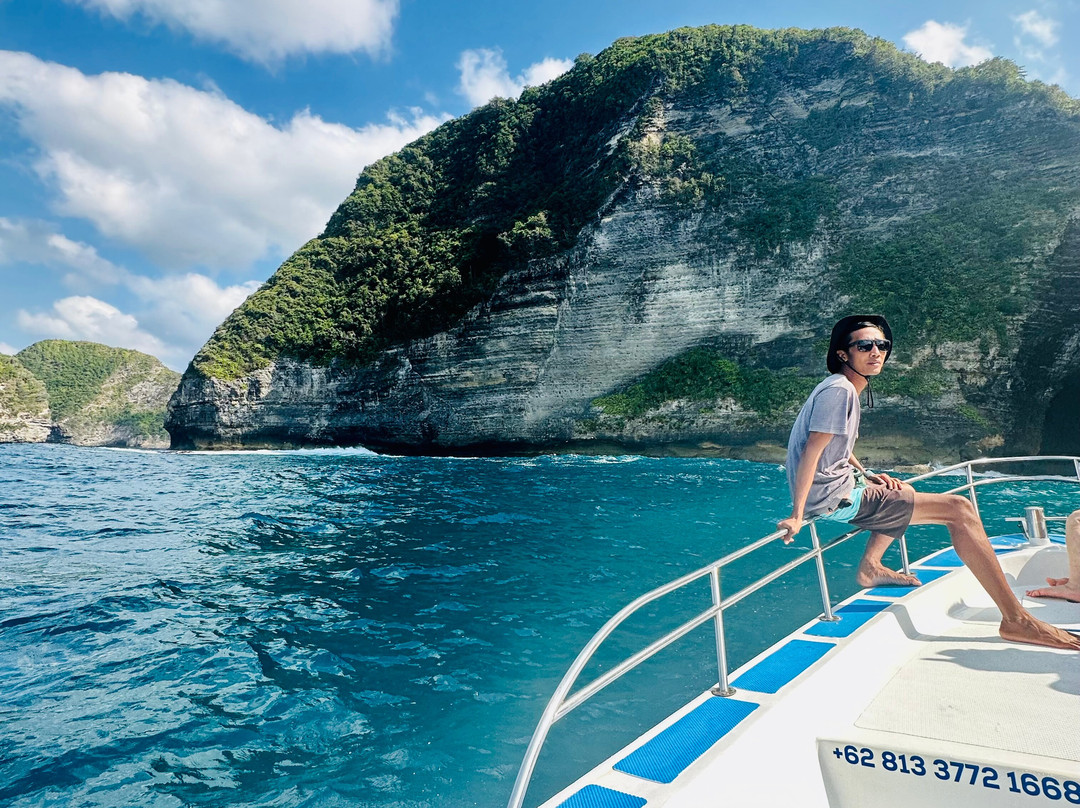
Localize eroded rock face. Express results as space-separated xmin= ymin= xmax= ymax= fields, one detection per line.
xmin=167 ymin=30 xmax=1080 ymax=460
xmin=0 ymin=419 xmax=53 ymax=443
xmin=54 ymin=360 xmax=180 ymax=448
xmin=168 ymin=188 xmax=818 ymax=451
xmin=168 ymin=176 xmax=1051 ymax=460
xmin=0 ymin=355 xmax=51 ymax=443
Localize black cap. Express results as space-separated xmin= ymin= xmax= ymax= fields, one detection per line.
xmin=827 ymin=315 xmax=893 ymax=373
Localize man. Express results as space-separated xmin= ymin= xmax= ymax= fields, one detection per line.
xmin=778 ymin=315 xmax=1080 ymax=650
xmin=1027 ymin=508 xmax=1080 ymax=603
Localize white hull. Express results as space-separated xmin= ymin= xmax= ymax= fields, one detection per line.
xmin=540 ymin=541 xmax=1080 ymax=807
xmin=511 ymin=459 xmax=1080 ymax=808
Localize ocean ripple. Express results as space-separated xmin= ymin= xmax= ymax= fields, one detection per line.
xmin=1 ymin=443 xmax=1049 ymax=807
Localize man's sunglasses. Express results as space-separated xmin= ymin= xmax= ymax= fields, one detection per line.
xmin=847 ymin=339 xmax=891 ymax=352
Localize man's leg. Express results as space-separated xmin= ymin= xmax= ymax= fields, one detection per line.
xmin=910 ymin=492 xmax=1080 ymax=649
xmin=1026 ymin=508 xmax=1080 ymax=603
xmin=856 ymin=531 xmax=921 ymax=587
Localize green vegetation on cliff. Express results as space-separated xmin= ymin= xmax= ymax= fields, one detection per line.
xmin=839 ymin=186 xmax=1070 ymax=350
xmin=15 ymin=341 xmax=180 ymax=444
xmin=197 ymin=24 xmax=1074 ymax=381
xmin=0 ymin=354 xmax=49 ymax=421
xmin=18 ymin=341 xmax=132 ymax=419
xmin=194 ymin=25 xmax=1080 ymax=384
xmin=592 ymin=346 xmax=951 ymax=426
xmin=180 ymin=23 xmax=1080 ymax=460
xmin=593 ymin=347 xmax=818 ymax=418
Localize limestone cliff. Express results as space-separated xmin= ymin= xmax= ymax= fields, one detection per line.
xmin=13 ymin=341 xmax=181 ymax=448
xmin=167 ymin=25 xmax=1080 ymax=461
xmin=0 ymin=355 xmax=51 ymax=443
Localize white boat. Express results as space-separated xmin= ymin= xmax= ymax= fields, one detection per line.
xmin=508 ymin=457 xmax=1080 ymax=808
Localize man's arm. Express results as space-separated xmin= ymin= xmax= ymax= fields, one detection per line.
xmin=848 ymin=452 xmax=903 ymax=490
xmin=778 ymin=430 xmax=834 ymax=544
xmin=848 ymin=453 xmax=867 ymax=475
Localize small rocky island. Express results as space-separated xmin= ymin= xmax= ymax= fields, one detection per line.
xmin=167 ymin=25 xmax=1080 ymax=462
xmin=1 ymin=341 xmax=180 ymax=448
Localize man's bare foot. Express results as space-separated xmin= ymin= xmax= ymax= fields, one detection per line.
xmin=1026 ymin=576 xmax=1080 ymax=603
xmin=856 ymin=563 xmax=921 ymax=588
xmin=999 ymin=614 xmax=1080 ymax=650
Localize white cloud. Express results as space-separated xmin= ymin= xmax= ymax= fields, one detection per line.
xmin=3 ymin=216 xmax=263 ymax=365
xmin=15 ymin=280 xmax=257 ymax=368
xmin=0 ymin=51 xmax=448 ymax=269
xmin=1014 ymin=10 xmax=1059 ymax=48
xmin=903 ymin=21 xmax=993 ymax=68
xmin=70 ymin=0 xmax=399 ymax=64
xmin=2 ymin=217 xmax=261 ymax=366
xmin=520 ymin=58 xmax=574 ymax=88
xmin=126 ymin=272 xmax=262 ymax=351
xmin=1013 ymin=10 xmax=1060 ymax=63
xmin=0 ymin=217 xmax=125 ymax=285
xmin=15 ymin=273 xmax=260 ymax=369
xmin=0 ymin=342 xmax=17 ymax=355
xmin=1046 ymin=66 xmax=1070 ymax=87
xmin=458 ymin=50 xmax=522 ymax=105
xmin=457 ymin=48 xmax=573 ymax=108
xmin=17 ymin=296 xmax=168 ymax=358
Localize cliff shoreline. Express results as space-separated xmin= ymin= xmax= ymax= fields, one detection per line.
xmin=164 ymin=429 xmax=947 ymax=470
xmin=166 ymin=26 xmax=1080 ymax=458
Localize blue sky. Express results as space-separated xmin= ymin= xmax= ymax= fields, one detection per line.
xmin=0 ymin=0 xmax=1075 ymax=369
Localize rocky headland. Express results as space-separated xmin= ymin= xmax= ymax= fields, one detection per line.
xmin=167 ymin=25 xmax=1080 ymax=463
xmin=3 ymin=341 xmax=181 ymax=448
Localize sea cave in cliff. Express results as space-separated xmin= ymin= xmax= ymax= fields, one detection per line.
xmin=1040 ymin=370 xmax=1080 ymax=455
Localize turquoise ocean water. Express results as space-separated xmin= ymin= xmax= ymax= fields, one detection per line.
xmin=2 ymin=444 xmax=1075 ymax=808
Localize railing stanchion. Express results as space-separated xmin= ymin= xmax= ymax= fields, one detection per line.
xmin=809 ymin=522 xmax=839 ymax=622
xmin=507 ymin=457 xmax=1080 ymax=808
xmin=966 ymin=463 xmax=980 ymax=519
xmin=709 ymin=567 xmax=736 ymax=697
xmin=898 ymin=534 xmax=911 ymax=575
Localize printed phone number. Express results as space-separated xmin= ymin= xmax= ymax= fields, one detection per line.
xmin=831 ymin=745 xmax=1080 ymax=802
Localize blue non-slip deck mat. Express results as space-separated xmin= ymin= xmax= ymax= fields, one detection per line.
xmin=920 ymin=544 xmax=1020 ymax=567
xmin=556 ymin=784 xmax=646 ymax=808
xmin=804 ymin=599 xmax=892 ymax=638
xmin=863 ymin=566 xmax=952 ymax=597
xmin=730 ymin=638 xmax=834 ymax=694
xmin=613 ymin=696 xmax=758 ymax=783
xmin=918 ymin=539 xmax=1023 ymax=568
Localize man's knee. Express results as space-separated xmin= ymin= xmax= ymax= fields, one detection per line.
xmin=1066 ymin=509 xmax=1080 ymax=536
xmin=944 ymin=494 xmax=979 ymax=530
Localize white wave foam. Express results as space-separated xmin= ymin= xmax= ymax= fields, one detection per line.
xmin=99 ymin=447 xmax=166 ymax=454
xmin=177 ymin=446 xmax=383 ymax=457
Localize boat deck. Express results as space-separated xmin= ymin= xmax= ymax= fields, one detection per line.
xmin=539 ymin=535 xmax=1080 ymax=808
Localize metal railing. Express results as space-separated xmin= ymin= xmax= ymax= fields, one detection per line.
xmin=507 ymin=455 xmax=1080 ymax=808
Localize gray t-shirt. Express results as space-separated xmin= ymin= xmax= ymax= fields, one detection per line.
xmin=786 ymin=374 xmax=860 ymax=515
